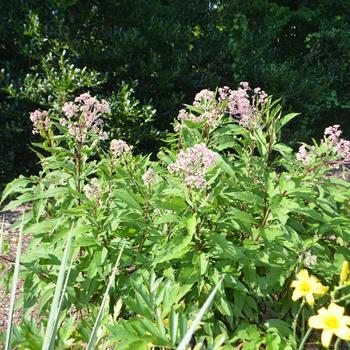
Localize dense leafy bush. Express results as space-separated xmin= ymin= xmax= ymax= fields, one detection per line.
xmin=1 ymin=0 xmax=350 ymax=186
xmin=1 ymin=83 xmax=350 ymax=349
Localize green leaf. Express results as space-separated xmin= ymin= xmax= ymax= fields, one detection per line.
xmin=218 ymin=156 xmax=235 ymax=177
xmin=277 ymin=113 xmax=299 ymax=130
xmin=152 ymin=216 xmax=196 ymax=265
xmin=1 ymin=176 xmax=31 ymax=204
xmin=87 ymin=242 xmax=125 ymax=350
xmin=177 ymin=277 xmax=223 ymax=350
xmin=114 ymin=189 xmax=142 ymax=211
xmin=42 ymin=225 xmax=74 ymax=350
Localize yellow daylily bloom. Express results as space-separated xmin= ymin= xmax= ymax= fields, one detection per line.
xmin=309 ymin=303 xmax=350 ymax=348
xmin=290 ymin=269 xmax=328 ymax=305
xmin=340 ymin=261 xmax=349 ymax=284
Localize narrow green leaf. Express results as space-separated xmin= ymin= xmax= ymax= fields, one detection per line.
xmin=5 ymin=212 xmax=25 ymax=350
xmin=176 ymin=277 xmax=224 ymax=350
xmin=42 ymin=225 xmax=74 ymax=350
xmin=86 ymin=242 xmax=125 ymax=350
xmin=0 ymin=177 xmax=31 ymax=205
xmin=169 ymin=308 xmax=179 ymax=345
xmin=49 ymin=252 xmax=76 ymax=350
xmin=278 ymin=113 xmax=299 ymax=130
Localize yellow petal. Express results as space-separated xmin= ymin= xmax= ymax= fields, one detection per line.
xmin=292 ymin=290 xmax=303 ymax=301
xmin=334 ymin=325 xmax=350 ymax=341
xmin=310 ymin=275 xmax=321 ymax=284
xmin=340 ymin=261 xmax=349 ymax=283
xmin=297 ymin=269 xmax=309 ymax=280
xmin=291 ymin=280 xmax=299 ymax=288
xmin=309 ymin=315 xmax=326 ymax=329
xmin=321 ymin=285 xmax=329 ymax=294
xmin=321 ymin=330 xmax=333 ymax=348
xmin=310 ymin=279 xmax=328 ymax=295
xmin=343 ymin=316 xmax=350 ymax=326
xmin=306 ymin=293 xmax=315 ymax=305
xmin=318 ymin=307 xmax=329 ymax=316
xmin=328 ymin=303 xmax=344 ymax=318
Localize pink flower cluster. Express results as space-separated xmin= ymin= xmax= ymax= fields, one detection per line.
xmin=296 ymin=125 xmax=350 ymax=166
xmin=110 ymin=139 xmax=133 ymax=158
xmin=168 ymin=144 xmax=217 ymax=189
xmin=29 ymin=110 xmax=50 ymax=134
xmin=324 ymin=125 xmax=342 ymax=145
xmin=193 ymin=89 xmax=215 ymax=107
xmin=174 ymin=89 xmax=219 ymax=131
xmin=176 ymin=109 xmax=219 ymax=127
xmin=335 ymin=139 xmax=350 ymax=161
xmin=218 ymin=82 xmax=267 ymax=129
xmin=84 ymin=178 xmax=102 ymax=203
xmin=142 ymin=168 xmax=155 ymax=185
xmin=175 ymin=83 xmax=268 ymax=132
xmin=296 ymin=144 xmax=312 ymax=165
xmin=324 ymin=125 xmax=350 ymax=161
xmin=60 ymin=93 xmax=110 ymax=143
xmin=177 ymin=109 xmax=202 ymax=123
xmin=253 ymin=87 xmax=268 ymax=105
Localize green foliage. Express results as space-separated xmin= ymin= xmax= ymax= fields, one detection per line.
xmin=1 ymin=85 xmax=350 ymax=348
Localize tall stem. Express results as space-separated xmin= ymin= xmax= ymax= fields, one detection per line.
xmin=75 ymin=144 xmax=82 ymax=205
xmin=297 ymin=327 xmax=312 ymax=350
xmin=139 ymin=187 xmax=151 ymax=252
xmin=293 ymin=301 xmax=305 ymax=341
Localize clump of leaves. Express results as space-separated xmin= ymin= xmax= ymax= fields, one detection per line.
xmin=1 ymin=83 xmax=350 ymax=349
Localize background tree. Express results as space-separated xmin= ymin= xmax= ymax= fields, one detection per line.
xmin=1 ymin=0 xmax=349 ymax=188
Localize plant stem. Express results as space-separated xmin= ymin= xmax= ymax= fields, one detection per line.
xmin=334 ymin=337 xmax=341 ymax=350
xmin=293 ymin=301 xmax=305 ymax=341
xmin=75 ymin=144 xmax=82 ymax=205
xmin=297 ymin=327 xmax=312 ymax=350
xmin=301 ymin=306 xmax=306 ymax=340
xmin=335 ymin=292 xmax=350 ymax=303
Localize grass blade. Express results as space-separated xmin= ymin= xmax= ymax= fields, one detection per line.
xmin=42 ymin=225 xmax=74 ymax=350
xmin=86 ymin=242 xmax=125 ymax=350
xmin=0 ymin=215 xmax=5 ymax=256
xmin=5 ymin=211 xmax=25 ymax=350
xmin=48 ymin=251 xmax=76 ymax=350
xmin=176 ymin=277 xmax=224 ymax=350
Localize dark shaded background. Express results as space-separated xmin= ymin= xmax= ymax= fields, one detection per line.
xmin=1 ymin=0 xmax=349 ymax=188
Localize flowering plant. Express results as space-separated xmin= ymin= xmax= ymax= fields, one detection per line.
xmin=1 ymin=84 xmax=350 ymax=349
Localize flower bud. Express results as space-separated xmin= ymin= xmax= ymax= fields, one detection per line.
xmin=340 ymin=261 xmax=349 ymax=283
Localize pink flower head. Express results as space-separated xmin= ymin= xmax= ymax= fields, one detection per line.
xmin=193 ymin=89 xmax=215 ymax=107
xmin=254 ymin=87 xmax=268 ymax=105
xmin=177 ymin=107 xmax=219 ymax=127
xmin=168 ymin=144 xmax=217 ymax=189
xmin=218 ymin=86 xmax=232 ymax=102
xmin=142 ymin=168 xmax=155 ymax=185
xmin=296 ymin=144 xmax=312 ymax=165
xmin=324 ymin=125 xmax=342 ymax=145
xmin=335 ymin=139 xmax=350 ymax=161
xmin=218 ymin=83 xmax=268 ymax=129
xmin=60 ymin=93 xmax=111 ymax=143
xmin=240 ymin=81 xmax=250 ymax=90
xmin=110 ymin=139 xmax=133 ymax=157
xmin=29 ymin=110 xmax=50 ymax=134
xmin=177 ymin=109 xmax=199 ymax=122
xmin=62 ymin=102 xmax=77 ymax=119
xmin=84 ymin=178 xmax=102 ymax=203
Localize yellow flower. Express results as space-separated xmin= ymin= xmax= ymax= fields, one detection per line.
xmin=340 ymin=261 xmax=349 ymax=284
xmin=309 ymin=303 xmax=350 ymax=348
xmin=290 ymin=269 xmax=328 ymax=305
